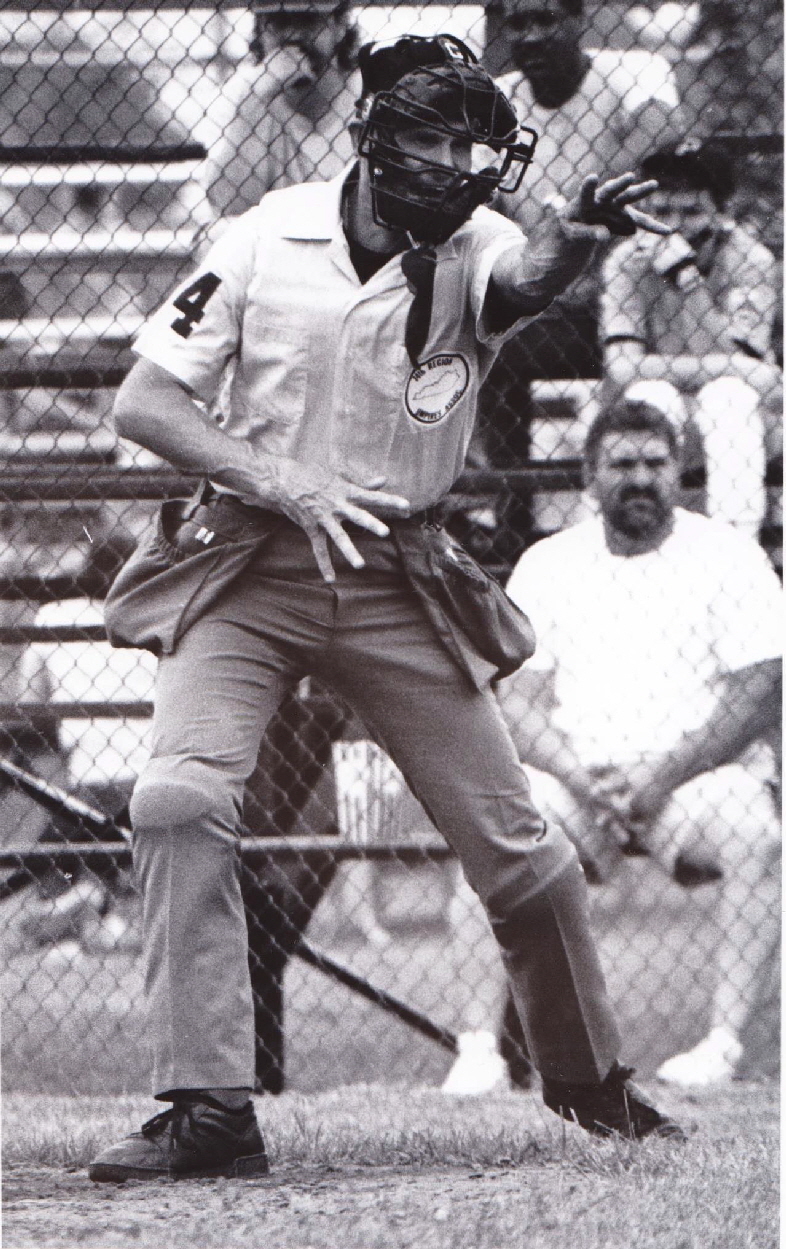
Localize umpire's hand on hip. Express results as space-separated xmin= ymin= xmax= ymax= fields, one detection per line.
xmin=232 ymin=455 xmax=411 ymax=582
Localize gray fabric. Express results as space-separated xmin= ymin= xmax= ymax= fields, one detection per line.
xmin=129 ymin=520 xmax=620 ymax=1092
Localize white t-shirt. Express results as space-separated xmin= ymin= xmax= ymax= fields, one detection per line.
xmin=506 ymin=508 xmax=782 ymax=764
xmin=134 ymin=169 xmax=536 ymax=512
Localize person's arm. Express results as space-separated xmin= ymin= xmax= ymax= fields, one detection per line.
xmin=486 ymin=172 xmax=668 ymax=325
xmin=622 ymin=658 xmax=782 ymax=825
xmin=604 ymin=341 xmax=782 ymax=396
xmin=113 ymin=359 xmax=409 ymax=583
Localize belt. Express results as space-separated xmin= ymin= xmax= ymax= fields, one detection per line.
xmin=187 ymin=482 xmax=443 ymax=538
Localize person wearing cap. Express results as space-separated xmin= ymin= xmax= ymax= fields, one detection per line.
xmin=88 ymin=34 xmax=684 ymax=1183
xmin=200 ymin=0 xmax=361 ymax=217
xmin=600 ymin=140 xmax=781 ymax=538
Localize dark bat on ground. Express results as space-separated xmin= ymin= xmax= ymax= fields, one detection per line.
xmin=0 ymin=752 xmax=457 ymax=1054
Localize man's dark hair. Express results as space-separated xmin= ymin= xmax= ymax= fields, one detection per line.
xmin=488 ymin=0 xmax=584 ymax=17
xmin=640 ymin=140 xmax=736 ymax=210
xmin=583 ymin=400 xmax=679 ymax=471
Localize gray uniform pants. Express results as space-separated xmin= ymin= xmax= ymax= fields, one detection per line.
xmin=129 ymin=520 xmax=620 ymax=1095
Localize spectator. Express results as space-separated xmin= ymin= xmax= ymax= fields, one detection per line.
xmin=500 ymin=397 xmax=781 ymax=1087
xmin=443 ymin=394 xmax=781 ymax=1094
xmin=600 ymin=141 xmax=781 ymax=537
xmin=474 ymin=0 xmax=686 ymax=567
xmin=200 ymin=0 xmax=361 ymax=218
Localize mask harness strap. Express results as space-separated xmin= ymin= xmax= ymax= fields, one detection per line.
xmin=401 ymin=243 xmax=437 ymax=366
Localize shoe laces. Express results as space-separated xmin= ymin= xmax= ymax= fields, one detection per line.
xmin=140 ymin=1093 xmax=247 ymax=1140
xmin=140 ymin=1105 xmax=181 ymax=1139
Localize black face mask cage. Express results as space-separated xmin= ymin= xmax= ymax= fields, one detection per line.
xmin=358 ymin=90 xmax=538 ymax=243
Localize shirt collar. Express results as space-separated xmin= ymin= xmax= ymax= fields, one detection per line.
xmin=278 ymin=161 xmax=460 ymax=259
xmin=279 ymin=164 xmax=356 ymax=241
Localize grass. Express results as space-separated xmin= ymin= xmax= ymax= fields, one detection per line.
xmin=1 ymin=857 xmax=779 ymax=1098
xmin=1 ymin=855 xmax=779 ymax=1247
xmin=1 ymin=1082 xmax=780 ymax=1249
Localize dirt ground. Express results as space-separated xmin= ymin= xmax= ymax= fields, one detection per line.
xmin=2 ymin=1081 xmax=780 ymax=1249
xmin=3 ymin=1161 xmax=566 ymax=1249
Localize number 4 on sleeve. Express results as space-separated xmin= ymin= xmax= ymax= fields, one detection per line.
xmin=170 ymin=272 xmax=222 ymax=339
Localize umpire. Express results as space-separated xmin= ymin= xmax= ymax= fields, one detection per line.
xmin=90 ymin=34 xmax=684 ymax=1182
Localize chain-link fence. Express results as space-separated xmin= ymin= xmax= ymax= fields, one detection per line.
xmin=0 ymin=1 xmax=781 ymax=1099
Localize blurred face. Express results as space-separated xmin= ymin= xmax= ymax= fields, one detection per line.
xmin=501 ymin=0 xmax=583 ymax=77
xmin=263 ymin=9 xmax=351 ymax=91
xmin=643 ymin=186 xmax=719 ymax=245
xmin=588 ymin=431 xmax=679 ymax=542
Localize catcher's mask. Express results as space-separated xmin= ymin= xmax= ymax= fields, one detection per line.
xmin=357 ymin=35 xmax=537 ymax=245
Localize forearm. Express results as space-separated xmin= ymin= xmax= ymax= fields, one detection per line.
xmin=605 ymin=348 xmax=779 ymax=394
xmin=114 ymin=360 xmax=292 ymax=506
xmin=114 ymin=359 xmax=410 ymax=581
xmin=643 ymin=661 xmax=782 ymax=793
xmin=489 ymin=211 xmax=600 ymax=318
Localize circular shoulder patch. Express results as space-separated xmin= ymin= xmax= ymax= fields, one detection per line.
xmin=405 ymin=354 xmax=470 ymax=425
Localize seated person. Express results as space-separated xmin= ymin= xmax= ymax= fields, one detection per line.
xmin=600 ymin=140 xmax=782 ymax=538
xmin=443 ymin=396 xmax=781 ymax=1092
xmin=199 ymin=0 xmax=361 ymax=218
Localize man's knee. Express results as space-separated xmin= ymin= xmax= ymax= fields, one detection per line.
xmin=130 ymin=757 xmax=239 ymax=838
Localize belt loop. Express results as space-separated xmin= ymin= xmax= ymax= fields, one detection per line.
xmin=422 ymin=505 xmax=442 ymax=528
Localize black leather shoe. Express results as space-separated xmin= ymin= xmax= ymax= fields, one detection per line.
xmin=542 ymin=1062 xmax=687 ymax=1141
xmin=88 ymin=1094 xmax=269 ymax=1182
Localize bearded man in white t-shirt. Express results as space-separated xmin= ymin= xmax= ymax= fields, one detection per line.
xmin=501 ymin=397 xmax=782 ymax=1087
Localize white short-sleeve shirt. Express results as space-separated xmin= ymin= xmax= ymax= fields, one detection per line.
xmin=506 ymin=508 xmax=782 ymax=764
xmin=134 ymin=169 xmax=531 ymax=512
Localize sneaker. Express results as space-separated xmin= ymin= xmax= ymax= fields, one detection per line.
xmin=441 ymin=1031 xmax=511 ymax=1096
xmin=657 ymin=1028 xmax=742 ymax=1087
xmin=542 ymin=1062 xmax=687 ymax=1141
xmin=88 ymin=1094 xmax=269 ymax=1182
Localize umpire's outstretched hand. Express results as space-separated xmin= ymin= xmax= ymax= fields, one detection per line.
xmin=250 ymin=456 xmax=411 ymax=582
xmin=564 ymin=173 xmax=670 ymax=238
